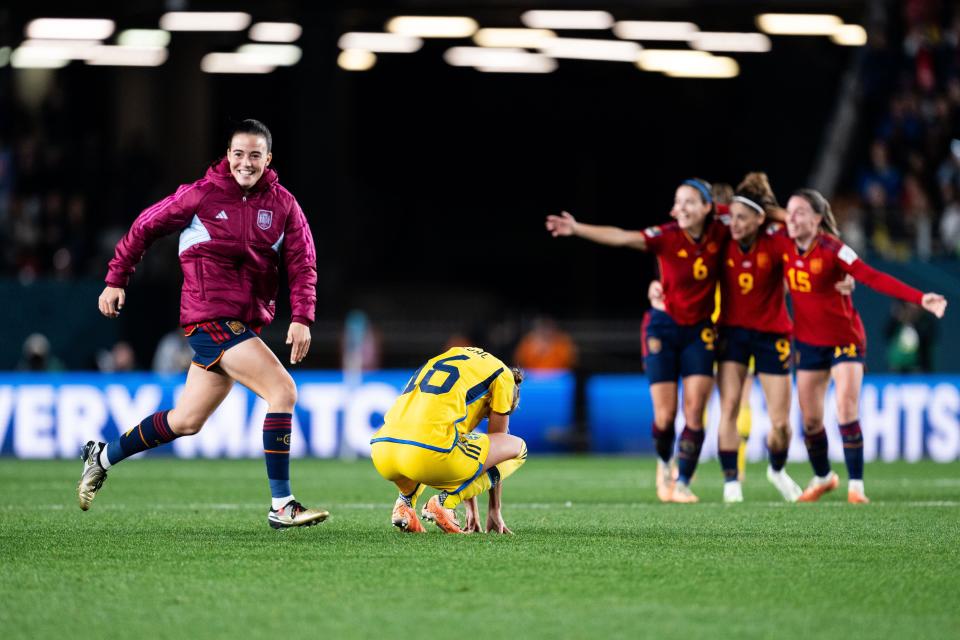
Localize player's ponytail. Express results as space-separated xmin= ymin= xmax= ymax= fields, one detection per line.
xmin=793 ymin=188 xmax=840 ymax=237
xmin=734 ymin=172 xmax=779 ymax=218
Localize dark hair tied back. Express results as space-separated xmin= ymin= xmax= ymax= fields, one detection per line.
xmin=228 ymin=118 xmax=272 ymax=152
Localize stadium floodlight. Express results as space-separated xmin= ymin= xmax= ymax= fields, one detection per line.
xmin=539 ymin=38 xmax=640 ymax=62
xmin=86 ymin=46 xmax=168 ymax=67
xmin=663 ymin=56 xmax=739 ymax=78
xmin=475 ymin=57 xmax=557 ymax=73
xmin=117 ymin=29 xmax=171 ymax=48
xmin=338 ymin=32 xmax=422 ymax=53
xmin=473 ymin=28 xmax=556 ymax=49
xmin=236 ymin=44 xmax=302 ymax=66
xmin=18 ymin=39 xmax=101 ymax=60
xmin=160 ymin=12 xmax=251 ymax=32
xmin=756 ymin=13 xmax=842 ymax=35
xmin=613 ymin=21 xmax=699 ymax=41
xmin=831 ymin=24 xmax=867 ymax=46
xmin=690 ymin=32 xmax=771 ymax=52
xmin=338 ymin=49 xmax=377 ymax=71
xmin=26 ymin=18 xmax=115 ymax=40
xmin=249 ymin=22 xmax=302 ymax=43
xmin=636 ymin=49 xmax=714 ymax=72
xmin=444 ymin=46 xmax=544 ymax=68
xmin=386 ymin=16 xmax=478 ymax=38
xmin=444 ymin=46 xmax=557 ymax=72
xmin=201 ymin=52 xmax=274 ymax=73
xmin=521 ymin=10 xmax=614 ymax=30
xmin=10 ymin=47 xmax=70 ymax=68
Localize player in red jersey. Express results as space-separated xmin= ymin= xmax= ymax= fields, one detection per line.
xmin=714 ymin=174 xmax=854 ymax=503
xmin=547 ymin=178 xmax=728 ymax=503
xmin=784 ymin=189 xmax=947 ymax=503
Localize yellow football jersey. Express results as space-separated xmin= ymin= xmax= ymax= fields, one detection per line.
xmin=373 ymin=347 xmax=517 ymax=451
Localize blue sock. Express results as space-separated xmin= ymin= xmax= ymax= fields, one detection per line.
xmin=768 ymin=447 xmax=788 ymax=472
xmin=263 ymin=413 xmax=292 ymax=498
xmin=106 ymin=411 xmax=178 ymax=465
xmin=652 ymin=422 xmax=675 ymax=463
xmin=804 ymin=428 xmax=832 ymax=477
xmin=839 ymin=420 xmax=864 ymax=480
xmin=676 ymin=426 xmax=705 ymax=484
xmin=719 ymin=449 xmax=738 ymax=482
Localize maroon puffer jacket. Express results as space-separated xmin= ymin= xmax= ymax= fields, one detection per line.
xmin=105 ymin=158 xmax=317 ymax=327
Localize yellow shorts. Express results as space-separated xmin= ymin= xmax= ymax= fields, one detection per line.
xmin=370 ymin=431 xmax=489 ymax=493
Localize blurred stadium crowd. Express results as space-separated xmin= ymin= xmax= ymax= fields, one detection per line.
xmin=843 ymin=0 xmax=960 ymax=259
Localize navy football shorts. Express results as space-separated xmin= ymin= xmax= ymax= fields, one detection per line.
xmin=642 ymin=309 xmax=716 ymax=384
xmin=794 ymin=339 xmax=866 ymax=371
xmin=184 ymin=319 xmax=259 ymax=371
xmin=717 ymin=326 xmax=792 ymax=375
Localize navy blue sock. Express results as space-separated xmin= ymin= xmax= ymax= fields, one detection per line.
xmin=768 ymin=447 xmax=788 ymax=472
xmin=839 ymin=420 xmax=864 ymax=480
xmin=804 ymin=428 xmax=832 ymax=477
xmin=676 ymin=427 xmax=705 ymax=484
xmin=719 ymin=449 xmax=738 ymax=483
xmin=107 ymin=411 xmax=178 ymax=465
xmin=263 ymin=413 xmax=292 ymax=498
xmin=652 ymin=423 xmax=676 ymax=463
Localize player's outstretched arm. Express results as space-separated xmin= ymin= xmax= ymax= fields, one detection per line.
xmin=98 ymin=286 xmax=126 ymax=319
xmin=844 ymin=256 xmax=946 ymax=318
xmin=921 ymin=293 xmax=947 ymax=318
xmin=545 ymin=211 xmax=647 ymax=250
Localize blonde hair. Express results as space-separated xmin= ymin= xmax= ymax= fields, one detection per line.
xmin=792 ymin=188 xmax=840 ymax=237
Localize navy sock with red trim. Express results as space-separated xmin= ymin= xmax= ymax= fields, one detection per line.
xmin=263 ymin=413 xmax=292 ymax=498
xmin=106 ymin=410 xmax=178 ymax=465
xmin=804 ymin=428 xmax=832 ymax=477
xmin=652 ymin=423 xmax=676 ymax=463
xmin=719 ymin=449 xmax=738 ymax=482
xmin=676 ymin=426 xmax=705 ymax=484
xmin=839 ymin=420 xmax=864 ymax=480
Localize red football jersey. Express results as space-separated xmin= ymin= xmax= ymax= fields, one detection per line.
xmin=781 ymin=231 xmax=924 ymax=346
xmin=643 ymin=217 xmax=729 ymax=325
xmin=718 ymin=225 xmax=792 ymax=334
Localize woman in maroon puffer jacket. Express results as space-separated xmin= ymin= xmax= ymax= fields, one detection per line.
xmin=77 ymin=119 xmax=329 ymax=530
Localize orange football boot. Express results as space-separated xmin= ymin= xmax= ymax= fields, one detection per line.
xmin=422 ymin=495 xmax=464 ymax=534
xmin=847 ymin=490 xmax=871 ymax=504
xmin=392 ymin=498 xmax=426 ymax=533
xmin=797 ymin=471 xmax=839 ymax=502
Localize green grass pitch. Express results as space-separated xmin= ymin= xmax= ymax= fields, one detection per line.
xmin=1 ymin=457 xmax=957 ymax=639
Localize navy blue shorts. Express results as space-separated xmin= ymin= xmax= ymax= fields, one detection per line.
xmin=184 ymin=320 xmax=258 ymax=371
xmin=717 ymin=326 xmax=792 ymax=375
xmin=642 ymin=309 xmax=716 ymax=384
xmin=794 ymin=339 xmax=866 ymax=371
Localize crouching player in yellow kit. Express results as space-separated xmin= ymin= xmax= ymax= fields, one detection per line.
xmin=370 ymin=347 xmax=527 ymax=534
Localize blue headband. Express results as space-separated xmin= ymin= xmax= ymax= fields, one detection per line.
xmin=682 ymin=179 xmax=712 ymax=203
